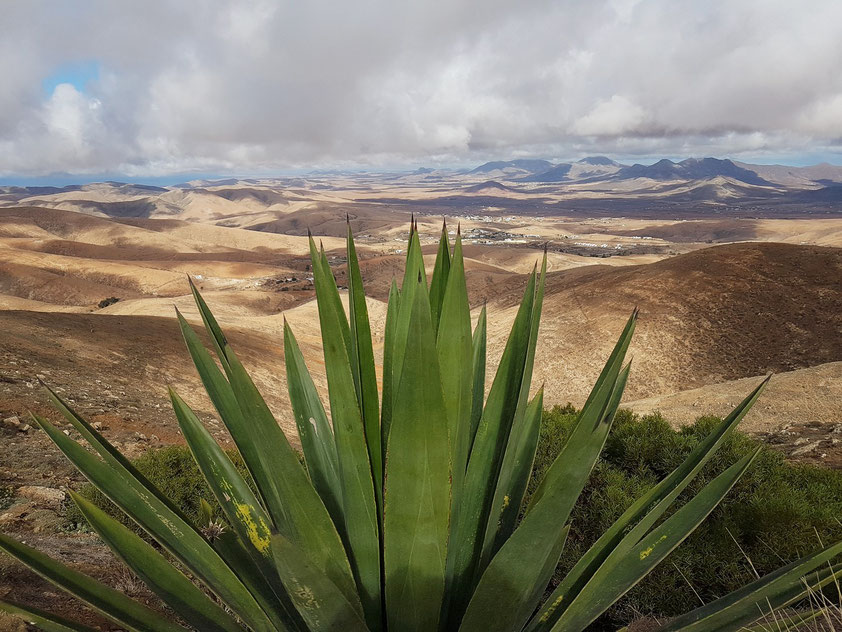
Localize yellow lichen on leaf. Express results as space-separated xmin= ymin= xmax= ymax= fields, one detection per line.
xmin=235 ymin=502 xmax=272 ymax=554
xmin=539 ymin=594 xmax=564 ymax=622
xmin=639 ymin=534 xmax=668 ymax=560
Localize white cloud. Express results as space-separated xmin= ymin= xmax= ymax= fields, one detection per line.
xmin=0 ymin=0 xmax=841 ymax=177
xmin=798 ymin=94 xmax=842 ymax=137
xmin=572 ymin=96 xmax=647 ymax=136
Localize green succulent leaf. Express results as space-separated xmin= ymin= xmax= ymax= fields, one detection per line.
xmin=168 ymin=389 xmax=302 ymax=630
xmin=391 ymin=224 xmax=427 ymax=415
xmin=283 ymin=320 xmax=342 ymax=525
xmin=0 ymin=600 xmax=100 ymax=632
xmin=380 ymin=278 xmax=401 ymax=463
xmin=270 ymin=534 xmax=368 ymax=632
xmin=442 ymin=266 xmax=537 ymax=627
xmin=69 ymin=491 xmax=244 ymax=632
xmin=530 ymin=376 xmax=771 ymax=631
xmin=436 ymin=230 xmax=473 ymax=511
xmin=459 ymin=523 xmax=569 ymax=632
xmin=481 ymin=250 xmax=547 ymax=567
xmin=469 ymin=304 xmax=487 ymax=449
xmin=660 ymin=544 xmax=842 ymax=631
xmin=384 ymin=272 xmax=452 ymax=632
xmin=29 ymin=414 xmax=276 ymax=632
xmin=176 ymin=307 xmax=358 ymax=611
xmin=42 ymin=385 xmax=195 ymax=528
xmin=429 ymin=219 xmax=452 ymax=335
xmin=551 ymin=448 xmax=760 ymax=631
xmin=0 ymin=532 xmax=189 ymax=632
xmin=482 ymin=386 xmax=545 ymax=563
xmin=310 ymin=235 xmax=382 ymax=630
xmin=346 ymin=223 xmax=383 ymax=513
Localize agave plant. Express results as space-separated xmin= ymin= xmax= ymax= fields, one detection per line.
xmin=1 ymin=221 xmax=840 ymax=632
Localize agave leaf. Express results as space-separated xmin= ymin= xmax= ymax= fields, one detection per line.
xmin=551 ymin=448 xmax=761 ymax=631
xmin=270 ymin=535 xmax=368 ymax=632
xmin=660 ymin=544 xmax=842 ymax=631
xmin=0 ymin=600 xmax=99 ymax=632
xmin=310 ymin=236 xmax=381 ymax=629
xmin=462 ymin=314 xmax=632 ymax=632
xmin=70 ymin=492 xmax=244 ymax=632
xmin=44 ymin=383 xmax=285 ymax=627
xmin=311 ymin=239 xmax=352 ymax=356
xmin=380 ymin=278 xmax=401 ymax=463
xmin=442 ymin=268 xmax=537 ymax=627
xmin=283 ymin=320 xmax=342 ymax=524
xmin=176 ymin=309 xmax=359 ymax=609
xmin=482 ymin=386 xmax=545 ymax=563
xmin=436 ymin=230 xmax=473 ymax=509
xmin=30 ymin=414 xmax=276 ymax=632
xmin=168 ymin=389 xmax=303 ymax=630
xmin=384 ymin=271 xmax=452 ymax=632
xmin=0 ymin=533 xmax=189 ymax=632
xmin=469 ymin=304 xmax=487 ymax=448
xmin=481 ymin=251 xmax=547 ymax=565
xmin=429 ymin=219 xmax=452 ymax=334
xmin=211 ymin=528 xmax=300 ymax=630
xmin=530 ymin=376 xmax=771 ymax=631
xmin=187 ymin=276 xmax=232 ymax=375
xmin=346 ymin=223 xmax=383 ymax=510
xmin=391 ymin=225 xmax=427 ymax=415
xmin=467 ymin=359 xmax=629 ymax=632
xmin=169 ymin=389 xmax=273 ymax=558
xmin=459 ymin=524 xmax=569 ymax=632
xmin=2 ymin=606 xmax=91 ymax=632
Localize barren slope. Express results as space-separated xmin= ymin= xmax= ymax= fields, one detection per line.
xmin=498 ymin=242 xmax=842 ymax=406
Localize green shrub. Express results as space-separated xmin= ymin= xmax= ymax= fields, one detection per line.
xmin=0 ymin=485 xmax=13 ymax=511
xmin=64 ymin=444 xmax=307 ymax=534
xmin=531 ymin=406 xmax=842 ymax=629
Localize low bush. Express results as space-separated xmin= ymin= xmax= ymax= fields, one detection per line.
xmin=531 ymin=406 xmax=842 ymax=629
xmin=97 ymin=296 xmax=120 ymax=309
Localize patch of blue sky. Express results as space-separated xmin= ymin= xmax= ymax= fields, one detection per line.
xmin=41 ymin=60 xmax=100 ymax=96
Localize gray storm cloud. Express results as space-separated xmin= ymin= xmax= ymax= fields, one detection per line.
xmin=2 ymin=0 xmax=842 ymax=176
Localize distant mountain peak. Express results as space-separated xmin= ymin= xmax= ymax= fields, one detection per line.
xmin=577 ymin=156 xmax=619 ymax=166
xmin=469 ymin=159 xmax=553 ymax=175
xmin=518 ymin=163 xmax=573 ymax=182
xmin=616 ymin=157 xmax=772 ymax=186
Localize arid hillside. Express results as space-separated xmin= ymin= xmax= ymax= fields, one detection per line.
xmin=0 ymin=206 xmax=839 ymax=452
xmin=523 ymin=242 xmax=842 ymax=403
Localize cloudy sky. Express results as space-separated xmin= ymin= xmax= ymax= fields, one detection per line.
xmin=3 ymin=0 xmax=842 ymax=181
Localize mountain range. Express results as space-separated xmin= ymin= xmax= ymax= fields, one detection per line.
xmin=2 ymin=156 xmax=842 ymax=221
xmin=465 ymin=156 xmax=842 ymax=188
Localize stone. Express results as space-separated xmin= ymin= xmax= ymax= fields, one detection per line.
xmin=3 ymin=416 xmax=20 ymax=429
xmin=791 ymin=441 xmax=819 ymax=457
xmin=17 ymin=486 xmax=66 ymax=507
